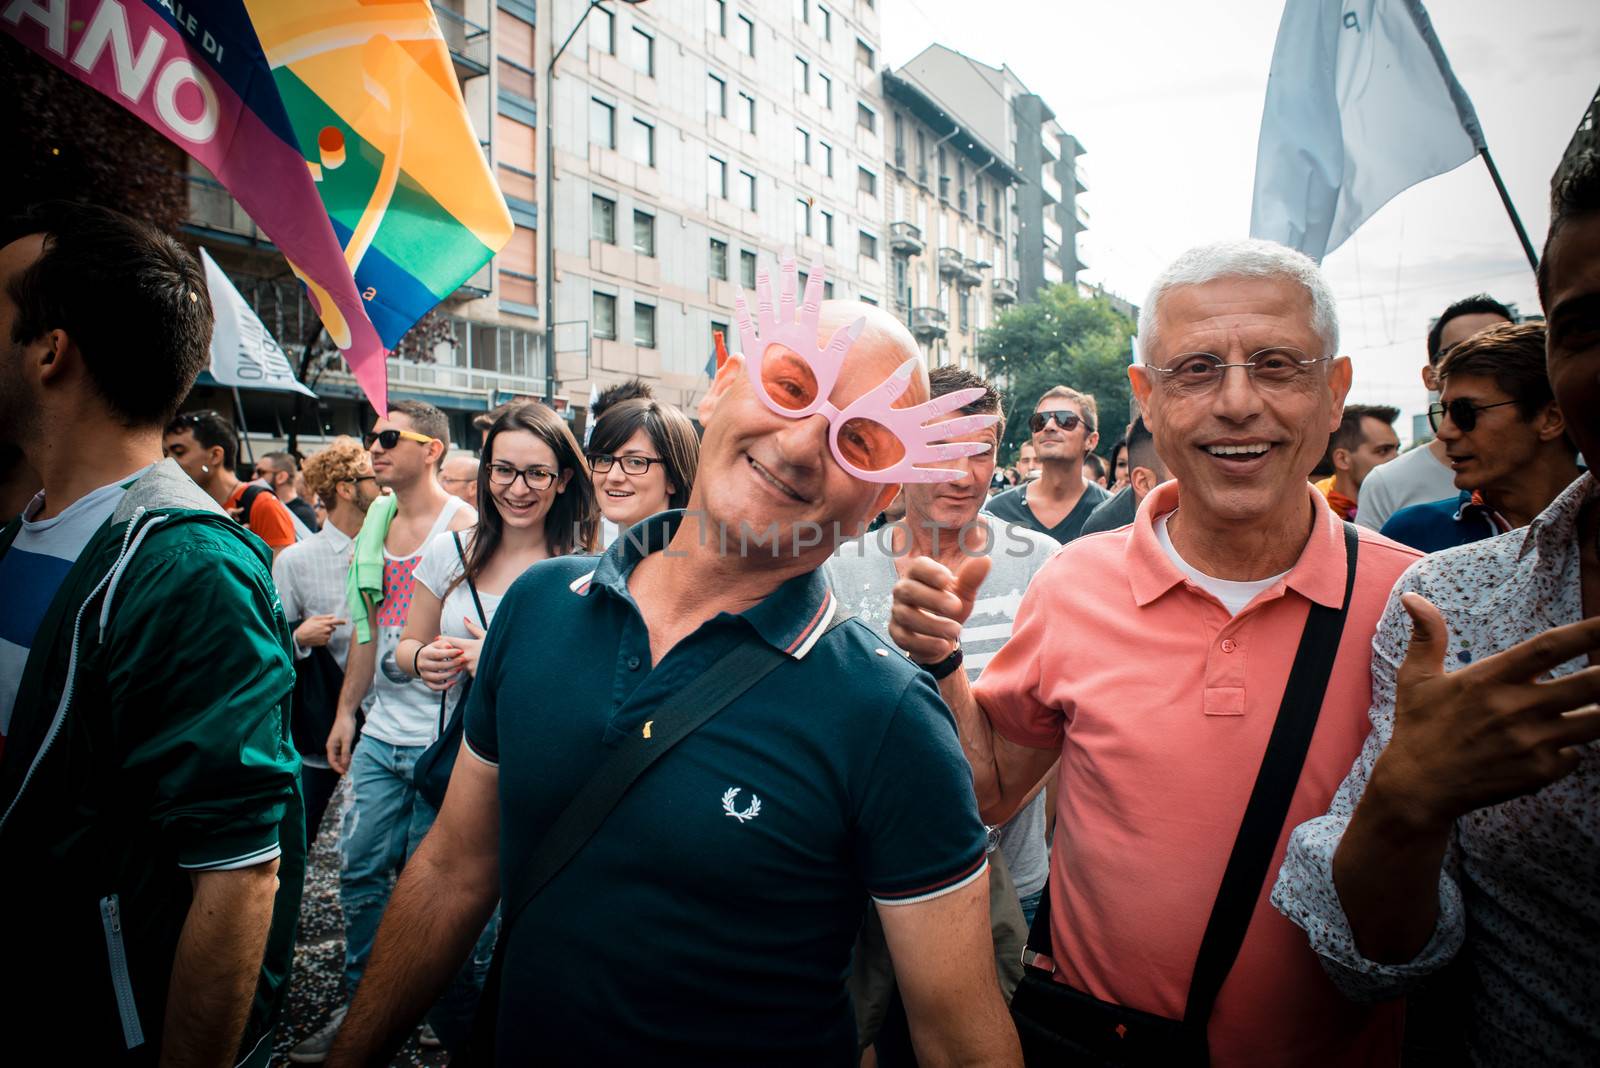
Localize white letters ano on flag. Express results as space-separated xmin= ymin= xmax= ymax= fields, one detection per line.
xmin=1249 ymin=0 xmax=1487 ymax=261
xmin=200 ymin=249 xmax=315 ymax=397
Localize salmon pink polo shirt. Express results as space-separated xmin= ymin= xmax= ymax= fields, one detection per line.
xmin=973 ymin=479 xmax=1421 ymax=1066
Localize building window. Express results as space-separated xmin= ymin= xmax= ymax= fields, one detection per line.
xmin=708 ymin=0 xmax=725 ymax=35
xmin=893 ymin=112 xmax=904 ymax=157
xmin=821 ymin=209 xmax=834 ymax=246
xmin=795 ymin=198 xmax=811 ymax=237
xmin=708 ymin=72 xmax=727 ymax=117
xmin=590 ymin=98 xmax=615 ymax=148
xmin=959 ymin=289 xmax=970 ymax=332
xmin=593 ymin=292 xmax=617 ymax=339
xmin=824 ymin=281 xmax=835 ymax=299
xmin=893 ymin=256 xmax=909 ymax=306
xmin=708 ymin=154 xmax=728 ymax=198
xmin=633 ymin=210 xmax=655 ymax=256
xmin=591 ymin=8 xmax=615 ymax=54
xmin=737 ymin=13 xmax=755 ymax=55
xmin=819 ymin=140 xmax=833 ymax=177
xmin=859 ymin=230 xmax=879 ymax=259
xmin=711 ymin=320 xmax=729 ymax=361
xmin=634 ymin=302 xmax=656 ymax=348
xmin=795 ymin=0 xmax=809 ymax=22
xmin=795 ymin=126 xmax=810 ymax=166
xmin=818 ymin=71 xmax=832 ymax=108
xmin=856 ymin=37 xmax=875 ymax=69
xmin=857 ymin=166 xmax=877 ymax=197
xmin=857 ymin=101 xmax=876 ymax=133
xmin=739 ymin=169 xmax=757 ymax=210
xmin=794 ymin=55 xmax=809 ymax=94
xmin=631 ymin=118 xmax=655 ymax=167
xmin=737 ymin=91 xmax=758 ymax=133
xmin=591 ymin=194 xmax=616 ymax=243
xmin=740 ymin=249 xmax=757 ymax=288
xmin=709 ymin=238 xmax=729 ymax=279
xmin=818 ymin=4 xmax=832 ymax=40
xmin=630 ymin=28 xmax=654 ymax=76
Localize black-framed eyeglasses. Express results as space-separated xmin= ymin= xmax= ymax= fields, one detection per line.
xmin=363 ymin=428 xmax=436 ymax=450
xmin=487 ymin=462 xmax=558 ymax=491
xmin=588 ymin=453 xmax=665 ymax=475
xmin=1428 ymin=397 xmax=1518 ymax=434
xmin=1028 ymin=410 xmax=1092 ymax=434
xmin=1146 ymin=347 xmax=1331 ymax=394
xmin=339 ymin=475 xmax=378 ymax=485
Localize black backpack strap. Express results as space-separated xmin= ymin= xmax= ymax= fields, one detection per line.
xmin=452 ymin=530 xmax=488 ymax=628
xmin=237 ymin=483 xmax=268 ymax=525
xmin=1182 ymin=521 xmax=1359 ymax=1023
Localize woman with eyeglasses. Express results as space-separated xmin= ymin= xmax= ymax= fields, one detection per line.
xmin=585 ymin=397 xmax=701 ymax=546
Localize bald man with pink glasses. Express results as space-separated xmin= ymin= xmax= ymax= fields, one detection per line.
xmin=327 ymin=258 xmax=1023 ymax=1067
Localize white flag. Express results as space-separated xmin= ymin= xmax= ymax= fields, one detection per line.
xmin=200 ymin=249 xmax=315 ymax=397
xmin=1249 ymin=0 xmax=1486 ymax=261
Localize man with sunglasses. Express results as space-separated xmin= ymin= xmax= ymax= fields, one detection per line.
xmin=328 ymin=261 xmax=1019 ymax=1066
xmin=892 ymin=240 xmax=1424 ymax=1064
xmin=293 ymin=401 xmax=475 ymax=1063
xmin=164 ymin=409 xmax=299 ymax=560
xmin=1380 ymin=322 xmax=1580 ymax=553
xmin=983 ymin=388 xmax=1110 ymax=544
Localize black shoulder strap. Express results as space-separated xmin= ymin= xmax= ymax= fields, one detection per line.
xmin=452 ymin=530 xmax=488 ymax=627
xmin=500 ymin=610 xmax=853 ymax=933
xmin=237 ymin=483 xmax=268 ymax=524
xmin=1021 ymin=523 xmax=1360 ymax=1028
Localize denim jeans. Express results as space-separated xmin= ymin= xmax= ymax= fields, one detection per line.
xmin=1018 ymin=888 xmax=1043 ymax=930
xmin=339 ymin=736 xmax=433 ymax=997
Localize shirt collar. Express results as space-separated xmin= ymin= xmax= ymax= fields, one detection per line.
xmin=1517 ymin=472 xmax=1596 ymax=561
xmin=317 ymin=520 xmax=354 ymax=551
xmin=576 ymin=509 xmax=839 ymax=660
xmin=1126 ymin=480 xmax=1351 ymax=610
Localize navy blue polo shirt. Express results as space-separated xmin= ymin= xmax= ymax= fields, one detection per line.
xmin=1380 ymin=491 xmax=1504 ymax=553
xmin=463 ymin=511 xmax=988 ymax=1066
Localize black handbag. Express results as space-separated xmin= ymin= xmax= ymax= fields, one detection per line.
xmin=1009 ymin=523 xmax=1359 ymax=1067
xmin=414 ymin=531 xmax=487 ymax=811
xmin=458 ymin=612 xmax=852 ymax=1065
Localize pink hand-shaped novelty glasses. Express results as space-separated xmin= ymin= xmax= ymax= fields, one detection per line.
xmin=733 ymin=255 xmax=998 ymax=484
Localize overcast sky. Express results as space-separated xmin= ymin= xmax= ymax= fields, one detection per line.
xmin=878 ymin=0 xmax=1599 ymax=443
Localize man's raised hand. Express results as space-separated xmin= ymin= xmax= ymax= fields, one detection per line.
xmin=889 ymin=554 xmax=991 ymax=665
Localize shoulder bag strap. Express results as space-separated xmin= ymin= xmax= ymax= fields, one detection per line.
xmin=501 ymin=610 xmax=853 ymax=932
xmin=452 ymin=530 xmax=488 ymax=627
xmin=1019 ymin=523 xmax=1361 ymax=1029
xmin=1181 ymin=521 xmax=1359 ymax=1024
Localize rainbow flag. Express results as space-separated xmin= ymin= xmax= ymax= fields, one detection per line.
xmin=3 ymin=0 xmax=513 ymax=415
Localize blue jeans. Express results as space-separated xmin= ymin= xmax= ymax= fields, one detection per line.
xmin=339 ymin=736 xmax=433 ymax=997
xmin=1018 ymin=888 xmax=1043 ymax=930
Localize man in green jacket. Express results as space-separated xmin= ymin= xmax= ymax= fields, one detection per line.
xmin=0 ymin=202 xmax=304 ymax=1066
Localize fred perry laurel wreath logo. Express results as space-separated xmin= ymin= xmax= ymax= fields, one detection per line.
xmin=721 ymin=787 xmax=762 ymax=824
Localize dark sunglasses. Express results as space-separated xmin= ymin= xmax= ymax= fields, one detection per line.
xmin=363 ymin=428 xmax=435 ymax=450
xmin=1029 ymin=410 xmax=1092 ymax=434
xmin=1427 ymin=397 xmax=1518 ymax=434
xmin=172 ymin=409 xmax=223 ymax=425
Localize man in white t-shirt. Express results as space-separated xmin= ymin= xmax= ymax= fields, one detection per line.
xmin=296 ymin=401 xmax=474 ymax=1063
xmin=1357 ymin=294 xmax=1514 ymax=529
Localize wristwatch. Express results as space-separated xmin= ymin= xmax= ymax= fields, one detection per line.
xmin=922 ymin=644 xmax=964 ymax=681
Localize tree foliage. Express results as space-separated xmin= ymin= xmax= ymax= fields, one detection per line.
xmin=976 ymin=285 xmax=1138 ymax=463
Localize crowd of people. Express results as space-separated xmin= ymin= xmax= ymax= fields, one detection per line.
xmin=0 ymin=145 xmax=1595 ymax=1068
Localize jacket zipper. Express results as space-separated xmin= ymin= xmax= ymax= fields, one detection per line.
xmin=99 ymin=894 xmax=146 ymax=1049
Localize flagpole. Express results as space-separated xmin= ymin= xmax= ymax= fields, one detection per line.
xmin=1479 ymin=148 xmax=1539 ymax=273
xmin=232 ymin=387 xmax=255 ymax=466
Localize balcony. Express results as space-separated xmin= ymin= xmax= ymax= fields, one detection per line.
xmin=937 ymin=246 xmax=962 ymax=279
xmin=889 ymin=221 xmax=925 ymax=256
xmin=959 ymin=256 xmax=985 ymax=287
xmin=909 ymin=306 xmax=948 ymax=341
xmin=436 ymin=3 xmax=490 ymax=79
xmin=991 ymin=277 xmax=1018 ymax=305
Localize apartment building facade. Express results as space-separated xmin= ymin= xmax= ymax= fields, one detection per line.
xmin=546 ymin=0 xmax=889 ymax=418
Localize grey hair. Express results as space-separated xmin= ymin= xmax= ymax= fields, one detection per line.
xmin=1137 ymin=239 xmax=1340 ymax=362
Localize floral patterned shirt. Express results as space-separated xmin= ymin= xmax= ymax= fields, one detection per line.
xmin=1271 ymin=473 xmax=1599 ymax=1066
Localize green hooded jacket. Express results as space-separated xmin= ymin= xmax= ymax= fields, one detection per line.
xmin=0 ymin=459 xmax=305 ymax=1066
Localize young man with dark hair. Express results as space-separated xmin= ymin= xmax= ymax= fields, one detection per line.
xmin=0 ymin=202 xmax=303 ymax=1066
xmin=590 ymin=376 xmax=654 ymax=424
xmin=1078 ymin=413 xmax=1172 ymax=535
xmin=164 ymin=409 xmax=299 ymax=559
xmin=1316 ymin=404 xmax=1400 ymax=521
xmin=292 ymin=398 xmax=474 ymax=1061
xmin=1380 ymin=322 xmax=1580 ymax=552
xmin=258 ymin=449 xmax=321 ymax=533
xmin=1274 ymin=150 xmax=1600 ymax=1066
xmin=984 ymin=385 xmax=1110 ymax=542
xmin=1358 ymin=295 xmax=1515 ymax=529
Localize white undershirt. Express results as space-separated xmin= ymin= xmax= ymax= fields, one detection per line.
xmin=1154 ymin=512 xmax=1289 ymax=616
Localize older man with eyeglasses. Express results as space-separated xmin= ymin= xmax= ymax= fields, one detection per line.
xmin=891 ymin=240 xmax=1422 ymax=1065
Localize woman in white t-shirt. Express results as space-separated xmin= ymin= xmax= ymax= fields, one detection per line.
xmin=397 ymin=402 xmax=599 ymax=703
